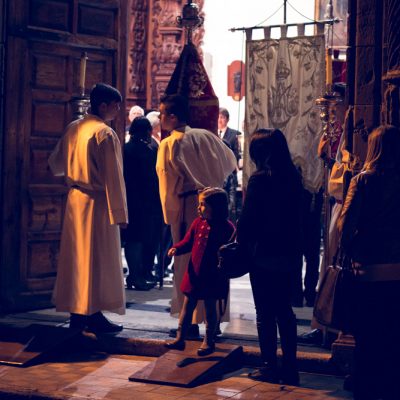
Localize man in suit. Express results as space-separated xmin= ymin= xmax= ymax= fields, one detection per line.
xmin=218 ymin=108 xmax=241 ymax=162
xmin=218 ymin=107 xmax=241 ymax=222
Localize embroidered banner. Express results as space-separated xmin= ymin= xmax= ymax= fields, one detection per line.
xmin=244 ymin=35 xmax=326 ymax=193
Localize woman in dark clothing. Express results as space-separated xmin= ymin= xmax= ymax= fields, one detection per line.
xmin=338 ymin=125 xmax=400 ymax=400
xmin=237 ymin=128 xmax=302 ymax=385
xmin=124 ymin=116 xmax=163 ymax=290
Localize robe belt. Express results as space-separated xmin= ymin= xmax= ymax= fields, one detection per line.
xmin=178 ymin=189 xmax=198 ymax=198
xmin=70 ymin=185 xmax=104 ymax=196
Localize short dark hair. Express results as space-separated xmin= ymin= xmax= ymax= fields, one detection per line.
xmin=219 ymin=107 xmax=230 ymax=120
xmin=90 ymin=83 xmax=122 ymax=115
xmin=129 ymin=116 xmax=152 ymax=140
xmin=160 ymin=94 xmax=189 ymax=123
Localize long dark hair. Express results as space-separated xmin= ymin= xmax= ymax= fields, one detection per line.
xmin=249 ymin=128 xmax=298 ymax=177
xmin=363 ymin=125 xmax=400 ymax=173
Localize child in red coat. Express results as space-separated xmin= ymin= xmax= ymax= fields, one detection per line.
xmin=165 ymin=187 xmax=235 ymax=356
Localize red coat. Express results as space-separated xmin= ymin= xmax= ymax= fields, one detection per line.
xmin=173 ymin=217 xmax=235 ymax=299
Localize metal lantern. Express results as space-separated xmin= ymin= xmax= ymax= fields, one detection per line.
xmin=177 ymin=1 xmax=204 ymax=44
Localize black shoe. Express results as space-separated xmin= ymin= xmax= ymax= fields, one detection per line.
xmin=248 ymin=364 xmax=279 ymax=384
xmin=165 ymin=339 xmax=185 ymax=351
xmin=87 ymin=312 xmax=123 ymax=334
xmin=197 ymin=343 xmax=215 ymax=356
xmin=297 ymin=329 xmax=323 ymax=345
xmin=69 ymin=313 xmax=88 ymax=331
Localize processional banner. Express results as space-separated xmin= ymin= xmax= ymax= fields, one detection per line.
xmin=244 ymin=34 xmax=326 ymax=193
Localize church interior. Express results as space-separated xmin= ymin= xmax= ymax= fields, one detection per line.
xmin=0 ymin=0 xmax=399 ymax=321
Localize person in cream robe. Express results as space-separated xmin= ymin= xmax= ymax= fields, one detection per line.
xmin=49 ymin=83 xmax=128 ymax=333
xmin=156 ymin=94 xmax=237 ymax=327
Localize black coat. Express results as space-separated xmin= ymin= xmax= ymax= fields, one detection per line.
xmin=237 ymin=169 xmax=303 ymax=260
xmin=222 ymin=127 xmax=241 ymax=162
xmin=123 ymin=137 xmax=162 ymax=241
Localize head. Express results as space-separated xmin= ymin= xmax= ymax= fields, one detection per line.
xmin=250 ymin=128 xmax=295 ymax=173
xmin=363 ymin=125 xmax=400 ymax=172
xmin=198 ymin=187 xmax=229 ymax=221
xmin=128 ymin=116 xmax=152 ymax=142
xmin=146 ymin=111 xmax=160 ymax=129
xmin=159 ymin=94 xmax=189 ymax=132
xmin=218 ymin=107 xmax=230 ymax=131
xmin=146 ymin=111 xmax=161 ymax=140
xmin=128 ymin=105 xmax=145 ymax=122
xmin=90 ymin=83 xmax=122 ymax=121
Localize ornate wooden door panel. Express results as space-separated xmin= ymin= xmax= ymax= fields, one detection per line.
xmin=1 ymin=0 xmax=127 ymax=311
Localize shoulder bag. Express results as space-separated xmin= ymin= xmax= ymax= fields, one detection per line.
xmin=218 ymin=232 xmax=250 ymax=279
xmin=313 ymin=250 xmax=354 ymax=332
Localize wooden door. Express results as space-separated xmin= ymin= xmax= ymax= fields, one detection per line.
xmin=0 ymin=0 xmax=128 ymax=311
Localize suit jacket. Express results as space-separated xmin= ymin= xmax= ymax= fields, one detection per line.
xmin=223 ymin=127 xmax=241 ymax=161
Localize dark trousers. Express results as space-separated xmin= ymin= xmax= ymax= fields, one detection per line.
xmin=126 ymin=214 xmax=162 ymax=283
xmin=293 ymin=189 xmax=323 ymax=304
xmin=250 ymin=268 xmax=297 ymax=372
xmin=142 ymin=214 xmax=162 ymax=278
xmin=353 ymin=280 xmax=400 ymax=400
xmin=124 ymin=242 xmax=146 ymax=284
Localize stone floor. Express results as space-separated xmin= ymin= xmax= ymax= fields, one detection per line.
xmin=0 ymin=271 xmax=351 ymax=399
xmin=0 ymin=352 xmax=352 ymax=399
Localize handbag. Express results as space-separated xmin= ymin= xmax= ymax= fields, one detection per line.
xmin=218 ymin=232 xmax=250 ymax=279
xmin=313 ymin=251 xmax=354 ymax=332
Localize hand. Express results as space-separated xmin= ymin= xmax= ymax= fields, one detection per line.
xmin=168 ymin=248 xmax=177 ymax=257
xmin=119 ymin=223 xmax=128 ymax=229
xmin=317 ymin=135 xmax=330 ymax=160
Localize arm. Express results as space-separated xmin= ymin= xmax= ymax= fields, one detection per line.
xmin=172 ymin=219 xmax=197 ymax=255
xmin=98 ymin=130 xmax=128 ymax=225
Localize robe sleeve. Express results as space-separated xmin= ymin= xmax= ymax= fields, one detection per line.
xmin=156 ymin=139 xmax=183 ymax=225
xmin=48 ymin=138 xmax=65 ymax=176
xmin=98 ymin=130 xmax=128 ymax=225
xmin=173 ymin=219 xmax=197 ymax=255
